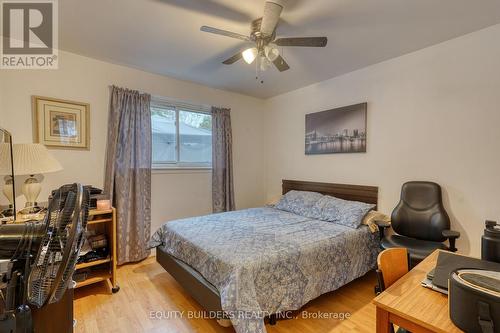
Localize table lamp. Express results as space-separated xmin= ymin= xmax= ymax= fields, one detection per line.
xmin=13 ymin=144 xmax=63 ymax=212
xmin=0 ymin=139 xmax=16 ymax=217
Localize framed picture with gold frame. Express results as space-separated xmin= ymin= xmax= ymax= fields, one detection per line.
xmin=32 ymin=96 xmax=90 ymax=150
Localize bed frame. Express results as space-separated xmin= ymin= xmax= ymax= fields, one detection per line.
xmin=282 ymin=179 xmax=378 ymax=208
xmin=156 ymin=179 xmax=378 ymax=325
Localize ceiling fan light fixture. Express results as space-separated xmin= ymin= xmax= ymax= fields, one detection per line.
xmin=242 ymin=47 xmax=258 ymax=64
xmin=260 ymin=56 xmax=271 ymax=71
xmin=264 ymin=44 xmax=279 ymax=62
xmin=200 ymin=1 xmax=327 ymax=75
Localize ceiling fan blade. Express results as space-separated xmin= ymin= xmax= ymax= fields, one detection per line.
xmin=274 ymin=37 xmax=328 ymax=47
xmin=260 ymin=1 xmax=283 ymax=37
xmin=222 ymin=52 xmax=242 ymax=65
xmin=273 ymin=55 xmax=290 ymax=72
xmin=200 ymin=26 xmax=251 ymax=41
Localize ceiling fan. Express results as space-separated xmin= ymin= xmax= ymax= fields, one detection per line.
xmin=200 ymin=0 xmax=327 ymax=74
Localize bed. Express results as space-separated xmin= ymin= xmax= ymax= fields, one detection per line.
xmin=150 ymin=180 xmax=380 ymax=333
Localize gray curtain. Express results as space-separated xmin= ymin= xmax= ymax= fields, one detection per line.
xmin=211 ymin=107 xmax=235 ymax=213
xmin=104 ymin=86 xmax=152 ymax=265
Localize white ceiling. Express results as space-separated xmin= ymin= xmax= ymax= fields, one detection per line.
xmin=59 ymin=0 xmax=500 ymax=98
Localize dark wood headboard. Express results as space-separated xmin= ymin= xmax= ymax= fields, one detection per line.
xmin=282 ymin=179 xmax=378 ymax=207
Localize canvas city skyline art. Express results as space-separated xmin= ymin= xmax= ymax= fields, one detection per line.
xmin=305 ymin=103 xmax=367 ymax=154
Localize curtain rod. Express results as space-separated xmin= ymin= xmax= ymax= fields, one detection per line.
xmin=109 ymin=85 xmax=228 ymax=111
xmin=151 ymin=94 xmax=212 ymax=110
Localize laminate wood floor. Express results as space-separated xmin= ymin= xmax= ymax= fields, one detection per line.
xmin=74 ymin=256 xmax=377 ymax=333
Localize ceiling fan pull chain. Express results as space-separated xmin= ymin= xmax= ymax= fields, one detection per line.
xmin=255 ymin=58 xmax=258 ymax=80
xmin=255 ymin=58 xmax=264 ymax=84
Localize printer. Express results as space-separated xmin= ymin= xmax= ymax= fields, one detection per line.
xmin=447 ymin=221 xmax=500 ymax=333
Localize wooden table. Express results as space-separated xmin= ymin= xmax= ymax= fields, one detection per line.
xmin=32 ymin=287 xmax=74 ymax=333
xmin=373 ymin=250 xmax=463 ymax=333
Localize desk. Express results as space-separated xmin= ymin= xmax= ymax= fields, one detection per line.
xmin=32 ymin=287 xmax=73 ymax=333
xmin=373 ymin=250 xmax=463 ymax=333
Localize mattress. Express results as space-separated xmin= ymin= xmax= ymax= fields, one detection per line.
xmin=150 ymin=207 xmax=380 ymax=333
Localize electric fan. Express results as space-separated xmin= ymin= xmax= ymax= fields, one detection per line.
xmin=0 ymin=183 xmax=89 ymax=333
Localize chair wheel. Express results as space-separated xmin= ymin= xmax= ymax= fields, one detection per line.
xmin=374 ymin=285 xmax=381 ymax=295
xmin=112 ymin=286 xmax=120 ymax=293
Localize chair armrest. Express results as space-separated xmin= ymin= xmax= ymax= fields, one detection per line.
xmin=374 ymin=220 xmax=391 ymax=228
xmin=374 ymin=220 xmax=391 ymax=240
xmin=442 ymin=229 xmax=460 ymax=252
xmin=442 ymin=229 xmax=460 ymax=239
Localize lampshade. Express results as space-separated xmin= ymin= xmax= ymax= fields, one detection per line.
xmin=0 ymin=143 xmax=14 ymax=175
xmin=242 ymin=47 xmax=258 ymax=64
xmin=12 ymin=144 xmax=63 ymax=176
xmin=260 ymin=56 xmax=271 ymax=71
xmin=264 ymin=44 xmax=279 ymax=62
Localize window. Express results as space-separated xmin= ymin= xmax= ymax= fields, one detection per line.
xmin=152 ymin=98 xmax=212 ymax=168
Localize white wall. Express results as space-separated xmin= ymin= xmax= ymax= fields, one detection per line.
xmin=264 ymin=24 xmax=500 ymax=257
xmin=2 ymin=24 xmax=499 ymax=257
xmin=0 ymin=50 xmax=266 ymax=233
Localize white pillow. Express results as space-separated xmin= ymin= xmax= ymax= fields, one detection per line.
xmin=312 ymin=195 xmax=375 ymax=228
xmin=274 ymin=190 xmax=324 ymax=218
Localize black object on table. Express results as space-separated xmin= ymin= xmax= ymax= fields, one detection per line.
xmin=428 ymin=251 xmax=500 ymax=290
xmin=482 ymin=220 xmax=500 ymax=264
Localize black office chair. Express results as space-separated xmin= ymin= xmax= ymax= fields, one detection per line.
xmin=377 ymin=181 xmax=460 ymax=267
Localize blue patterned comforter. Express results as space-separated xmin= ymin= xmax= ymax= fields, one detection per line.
xmin=150 ymin=207 xmax=380 ymax=333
